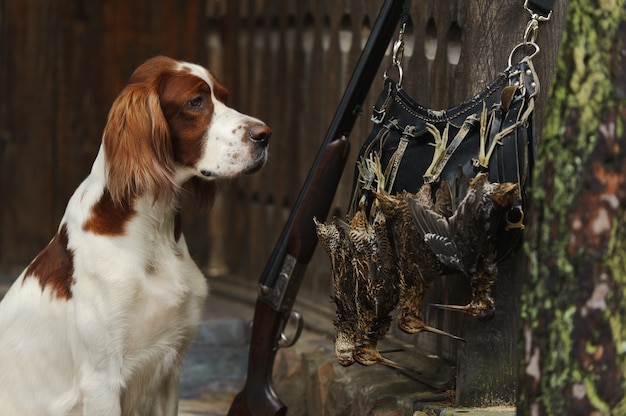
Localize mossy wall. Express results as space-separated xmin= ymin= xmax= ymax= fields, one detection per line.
xmin=519 ymin=0 xmax=626 ymax=413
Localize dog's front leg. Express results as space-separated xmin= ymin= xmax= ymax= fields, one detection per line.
xmin=80 ymin=379 xmax=122 ymax=416
xmin=149 ymin=374 xmax=181 ymax=416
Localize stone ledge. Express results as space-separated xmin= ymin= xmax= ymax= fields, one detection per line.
xmin=417 ymin=406 xmax=516 ymax=416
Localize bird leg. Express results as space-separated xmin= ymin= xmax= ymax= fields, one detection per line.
xmin=423 ymin=122 xmax=449 ymax=184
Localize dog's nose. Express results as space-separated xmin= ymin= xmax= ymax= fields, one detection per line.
xmin=248 ymin=124 xmax=271 ymax=147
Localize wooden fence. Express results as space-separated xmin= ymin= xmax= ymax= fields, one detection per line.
xmin=0 ymin=0 xmax=567 ymax=406
xmin=0 ymin=0 xmax=208 ymax=270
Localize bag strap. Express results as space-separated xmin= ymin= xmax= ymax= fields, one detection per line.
xmin=400 ymin=0 xmax=411 ymax=26
xmin=525 ymin=0 xmax=553 ymax=20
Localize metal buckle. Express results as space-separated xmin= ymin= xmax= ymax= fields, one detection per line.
xmin=505 ymin=206 xmax=526 ymax=230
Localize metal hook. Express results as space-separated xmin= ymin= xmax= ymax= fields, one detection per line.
xmin=509 ymin=0 xmax=551 ymax=67
xmin=383 ymin=64 xmax=404 ymax=87
xmin=523 ymin=18 xmax=539 ymax=44
xmin=392 ymin=23 xmax=406 ymax=66
xmin=383 ymin=23 xmax=406 ymax=87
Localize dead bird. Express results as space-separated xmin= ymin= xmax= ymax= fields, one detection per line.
xmin=374 ymin=185 xmax=464 ymax=342
xmin=346 ymin=154 xmax=406 ymax=368
xmin=315 ymin=217 xmax=357 ymax=366
xmin=408 ymin=172 xmax=520 ymax=321
xmin=347 ymin=200 xmax=400 ymax=367
xmin=316 ymin=153 xmax=402 ymax=368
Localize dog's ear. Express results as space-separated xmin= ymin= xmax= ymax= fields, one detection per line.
xmin=103 ymin=84 xmax=176 ymax=205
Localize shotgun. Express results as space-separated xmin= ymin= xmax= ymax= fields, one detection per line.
xmin=227 ymin=2 xmax=405 ymax=414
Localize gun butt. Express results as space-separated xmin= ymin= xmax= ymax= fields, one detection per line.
xmin=228 ymin=388 xmax=286 ymax=416
xmin=228 ymin=300 xmax=288 ymax=416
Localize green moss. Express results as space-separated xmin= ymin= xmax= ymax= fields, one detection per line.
xmin=584 ymin=378 xmax=611 ymax=415
xmin=520 ymin=0 xmax=626 ymax=413
xmin=606 ymin=211 xmax=626 ymax=410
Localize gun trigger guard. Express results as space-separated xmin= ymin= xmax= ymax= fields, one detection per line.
xmin=277 ymin=310 xmax=303 ymax=349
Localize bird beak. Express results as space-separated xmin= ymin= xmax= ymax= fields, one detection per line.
xmin=422 ymin=324 xmax=467 ymax=342
xmin=430 ymin=302 xmax=471 ymax=312
xmin=430 ymin=302 xmax=495 ymax=322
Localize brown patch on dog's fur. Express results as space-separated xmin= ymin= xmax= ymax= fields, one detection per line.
xmin=24 ymin=224 xmax=75 ymax=300
xmin=83 ymin=189 xmax=135 ymax=236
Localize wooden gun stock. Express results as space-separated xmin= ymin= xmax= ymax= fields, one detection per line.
xmin=228 ymin=301 xmax=288 ymax=416
xmin=227 ymin=1 xmax=405 ymax=414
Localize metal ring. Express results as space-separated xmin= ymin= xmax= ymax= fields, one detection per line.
xmin=383 ymin=64 xmax=403 ymax=87
xmin=508 ymin=41 xmax=540 ymax=67
xmin=505 ymin=207 xmax=526 ymax=230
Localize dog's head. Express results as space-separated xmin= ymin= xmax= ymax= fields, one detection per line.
xmin=103 ymin=55 xmax=270 ymax=204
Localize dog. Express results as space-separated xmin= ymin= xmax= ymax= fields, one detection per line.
xmin=0 ymin=56 xmax=270 ymax=416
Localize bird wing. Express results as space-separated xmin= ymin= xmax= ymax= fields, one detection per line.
xmin=407 ymin=195 xmax=462 ymax=271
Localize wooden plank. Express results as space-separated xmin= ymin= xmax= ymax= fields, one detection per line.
xmin=54 ymin=0 xmax=104 ymax=224
xmin=0 ymin=0 xmax=208 ymax=271
xmin=0 ymin=1 xmax=60 ymax=269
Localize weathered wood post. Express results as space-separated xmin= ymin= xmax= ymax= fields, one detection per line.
xmin=519 ymin=0 xmax=626 ymax=413
xmin=393 ymin=0 xmax=567 ymax=407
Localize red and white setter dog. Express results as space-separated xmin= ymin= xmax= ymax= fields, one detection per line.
xmin=0 ymin=56 xmax=270 ymax=415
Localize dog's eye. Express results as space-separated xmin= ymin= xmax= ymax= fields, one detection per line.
xmin=187 ymin=96 xmax=204 ymax=109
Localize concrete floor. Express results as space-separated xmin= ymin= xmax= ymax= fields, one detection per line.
xmin=177 ymin=280 xmax=333 ymax=416
xmin=177 ymin=295 xmax=252 ymax=416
